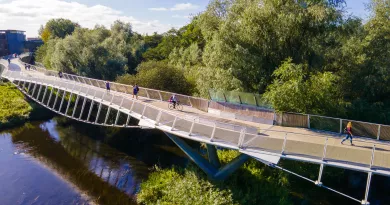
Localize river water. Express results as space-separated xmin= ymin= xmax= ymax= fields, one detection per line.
xmin=1 ymin=117 xmax=389 ymax=205
xmin=0 ymin=118 xmax=187 ymax=205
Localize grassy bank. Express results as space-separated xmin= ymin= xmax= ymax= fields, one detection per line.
xmin=137 ymin=150 xmax=292 ymax=205
xmin=0 ymin=81 xmax=54 ymax=129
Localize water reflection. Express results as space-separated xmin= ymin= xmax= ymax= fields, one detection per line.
xmin=0 ymin=118 xmax=188 ymax=205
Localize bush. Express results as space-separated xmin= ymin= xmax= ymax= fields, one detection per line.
xmin=116 ymin=61 xmax=194 ymax=95
xmin=0 ymin=82 xmax=32 ymax=128
xmin=137 ymin=150 xmax=292 ymax=205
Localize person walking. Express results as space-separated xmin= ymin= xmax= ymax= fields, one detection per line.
xmin=133 ymin=84 xmax=139 ymax=99
xmin=7 ymin=58 xmax=10 ymax=65
xmin=105 ymin=81 xmax=110 ymax=93
xmin=58 ymin=71 xmax=63 ymax=78
xmin=341 ymin=122 xmax=354 ymax=145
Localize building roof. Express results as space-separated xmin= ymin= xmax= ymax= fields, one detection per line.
xmin=0 ymin=30 xmax=26 ymax=33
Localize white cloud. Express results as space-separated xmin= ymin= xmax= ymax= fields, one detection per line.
xmin=172 ymin=14 xmax=191 ymax=19
xmin=148 ymin=7 xmax=168 ymax=11
xmin=149 ymin=3 xmax=199 ymax=11
xmin=0 ymin=0 xmax=177 ymax=37
xmin=171 ymin=3 xmax=198 ymax=11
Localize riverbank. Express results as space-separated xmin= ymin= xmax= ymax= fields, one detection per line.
xmin=137 ymin=149 xmax=292 ymax=205
xmin=0 ymin=81 xmax=54 ymax=129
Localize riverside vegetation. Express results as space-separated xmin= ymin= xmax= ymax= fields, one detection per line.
xmin=20 ymin=0 xmax=390 ymax=204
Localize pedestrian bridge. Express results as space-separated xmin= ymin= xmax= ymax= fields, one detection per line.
xmin=1 ymin=58 xmax=390 ymax=204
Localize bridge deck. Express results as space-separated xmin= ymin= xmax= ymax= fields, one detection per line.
xmin=2 ymin=59 xmax=390 ymax=176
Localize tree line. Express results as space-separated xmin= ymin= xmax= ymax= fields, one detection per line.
xmin=35 ymin=0 xmax=390 ymax=124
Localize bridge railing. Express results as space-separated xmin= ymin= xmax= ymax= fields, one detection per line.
xmin=5 ymin=69 xmax=390 ymax=174
xmin=16 ymin=60 xmax=390 ymax=142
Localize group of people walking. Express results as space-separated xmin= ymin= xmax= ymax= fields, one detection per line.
xmin=104 ymin=80 xmax=140 ymax=100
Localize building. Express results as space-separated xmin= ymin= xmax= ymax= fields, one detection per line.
xmin=24 ymin=37 xmax=43 ymax=52
xmin=0 ymin=30 xmax=26 ymax=56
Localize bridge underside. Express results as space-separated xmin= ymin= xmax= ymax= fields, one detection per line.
xmin=2 ymin=72 xmax=382 ymax=204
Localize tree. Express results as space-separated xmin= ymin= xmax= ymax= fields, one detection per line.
xmin=198 ymin=0 xmax=348 ymax=93
xmin=116 ymin=61 xmax=194 ymax=95
xmin=264 ymin=58 xmax=346 ymax=116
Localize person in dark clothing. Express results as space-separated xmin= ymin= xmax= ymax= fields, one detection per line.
xmin=58 ymin=71 xmax=63 ymax=78
xmin=133 ymin=84 xmax=139 ymax=99
xmin=7 ymin=58 xmax=10 ymax=65
xmin=106 ymin=81 xmax=110 ymax=92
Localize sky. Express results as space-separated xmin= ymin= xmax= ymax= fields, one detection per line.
xmin=0 ymin=0 xmax=371 ymax=38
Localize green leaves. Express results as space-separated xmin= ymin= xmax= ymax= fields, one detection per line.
xmin=264 ymin=59 xmax=346 ymax=115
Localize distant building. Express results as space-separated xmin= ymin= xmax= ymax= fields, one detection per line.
xmin=24 ymin=37 xmax=43 ymax=52
xmin=0 ymin=30 xmax=26 ymax=56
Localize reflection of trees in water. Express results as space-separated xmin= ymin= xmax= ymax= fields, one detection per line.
xmin=7 ymin=121 xmax=139 ymax=205
xmin=56 ymin=126 xmax=148 ymax=196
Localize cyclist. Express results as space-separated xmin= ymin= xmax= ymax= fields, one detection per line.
xmin=169 ymin=94 xmax=178 ymax=109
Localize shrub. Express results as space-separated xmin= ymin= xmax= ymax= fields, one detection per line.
xmin=137 ymin=150 xmax=292 ymax=205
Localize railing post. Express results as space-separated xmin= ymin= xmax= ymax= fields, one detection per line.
xmin=254 ymin=94 xmax=258 ymax=107
xmin=377 ymin=125 xmax=381 ymax=140
xmin=72 ymin=95 xmax=80 ymax=118
xmin=210 ymin=123 xmax=217 ymax=142
xmin=104 ymin=107 xmax=111 ymax=125
xmin=31 ymin=82 xmax=38 ymax=97
xmin=53 ymin=88 xmax=60 ymax=109
xmin=188 ymin=96 xmax=193 ymax=107
xmin=158 ymin=91 xmax=163 ymax=101
xmin=155 ymin=110 xmax=162 ymax=126
xmin=281 ymin=133 xmax=288 ymax=154
xmin=95 ymin=103 xmax=103 ymax=124
xmin=41 ymin=85 xmax=48 ymax=102
xmin=145 ymin=89 xmax=150 ymax=99
xmin=141 ymin=105 xmax=147 ymax=119
xmin=362 ymin=172 xmax=372 ymax=205
xmin=27 ymin=82 xmax=32 ymax=93
xmin=35 ymin=84 xmax=43 ymax=99
xmin=339 ymin=119 xmax=343 ymax=133
xmin=65 ymin=93 xmax=74 ymax=116
xmin=125 ymin=114 xmax=131 ymax=127
xmin=370 ymin=145 xmax=376 ymax=169
xmin=316 ymin=137 xmax=328 ymax=186
xmin=58 ymin=90 xmax=67 ymax=112
xmin=46 ymin=86 xmax=54 ymax=106
xmin=79 ymin=97 xmax=87 ymax=119
xmin=189 ymin=118 xmax=196 ymax=136
xmin=171 ymin=116 xmax=178 ymax=131
xmin=238 ymin=127 xmax=247 ymax=148
xmin=307 ymin=114 xmax=310 ymax=128
xmin=129 ymin=100 xmax=135 ymax=113
xmin=86 ymin=101 xmax=95 ymax=121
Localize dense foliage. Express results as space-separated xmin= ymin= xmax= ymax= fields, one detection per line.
xmin=35 ymin=0 xmax=390 ymax=123
xmin=137 ymin=150 xmax=291 ymax=205
xmin=0 ymin=82 xmax=32 ymax=127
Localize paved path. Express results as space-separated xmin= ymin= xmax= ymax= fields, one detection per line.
xmin=3 ymin=59 xmax=390 ymax=176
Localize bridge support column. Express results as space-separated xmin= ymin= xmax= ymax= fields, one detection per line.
xmin=164 ymin=132 xmax=249 ymax=180
xmin=207 ymin=144 xmax=221 ymax=168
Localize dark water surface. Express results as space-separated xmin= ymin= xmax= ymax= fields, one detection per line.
xmin=0 ymin=118 xmax=187 ymax=205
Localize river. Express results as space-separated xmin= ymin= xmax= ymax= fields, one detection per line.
xmin=0 ymin=117 xmax=188 ymax=205
xmin=1 ymin=117 xmax=389 ymax=205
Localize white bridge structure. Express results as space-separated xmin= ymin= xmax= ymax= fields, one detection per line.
xmin=2 ymin=57 xmax=390 ymax=204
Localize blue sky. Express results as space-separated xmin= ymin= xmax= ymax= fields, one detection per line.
xmin=0 ymin=0 xmax=371 ymax=37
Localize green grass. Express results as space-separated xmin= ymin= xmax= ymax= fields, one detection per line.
xmin=137 ymin=150 xmax=292 ymax=205
xmin=0 ymin=82 xmax=33 ymax=128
